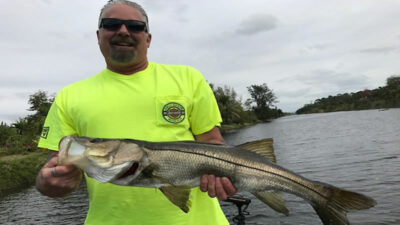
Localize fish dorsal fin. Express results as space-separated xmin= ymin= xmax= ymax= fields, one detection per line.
xmin=159 ymin=186 xmax=192 ymax=213
xmin=236 ymin=138 xmax=277 ymax=163
xmin=253 ymin=191 xmax=289 ymax=216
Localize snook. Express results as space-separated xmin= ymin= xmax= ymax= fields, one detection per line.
xmin=58 ymin=136 xmax=376 ymax=225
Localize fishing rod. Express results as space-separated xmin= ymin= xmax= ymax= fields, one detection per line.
xmin=224 ymin=196 xmax=251 ymax=225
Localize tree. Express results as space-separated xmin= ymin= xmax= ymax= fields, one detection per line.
xmin=211 ymin=84 xmax=246 ymax=124
xmin=28 ymin=90 xmax=54 ymax=117
xmin=246 ymin=83 xmax=278 ymax=121
xmin=386 ymin=75 xmax=400 ymax=87
xmin=0 ymin=122 xmax=13 ymax=146
xmin=13 ymin=91 xmax=53 ymax=136
xmin=8 ymin=90 xmax=54 ymax=153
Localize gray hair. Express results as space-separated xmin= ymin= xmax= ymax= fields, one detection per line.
xmin=98 ymin=0 xmax=149 ymax=31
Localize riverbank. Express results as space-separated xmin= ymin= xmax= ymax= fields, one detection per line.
xmin=220 ymin=122 xmax=256 ymax=134
xmin=0 ymin=151 xmax=47 ymax=197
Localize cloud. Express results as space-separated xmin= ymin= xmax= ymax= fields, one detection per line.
xmin=274 ymin=69 xmax=376 ymax=112
xmin=41 ymin=0 xmax=52 ymax=5
xmin=0 ymin=89 xmax=33 ymax=124
xmin=299 ymin=43 xmax=332 ymax=55
xmin=0 ymin=114 xmax=23 ymax=125
xmin=278 ymin=88 xmax=311 ymax=98
xmin=235 ymin=14 xmax=278 ymax=35
xmin=293 ymin=69 xmax=370 ymax=91
xmin=359 ymin=46 xmax=399 ymax=54
xmin=143 ymin=0 xmax=189 ymax=23
xmin=1 ymin=0 xmax=400 ymax=121
xmin=273 ymin=69 xmax=373 ymax=111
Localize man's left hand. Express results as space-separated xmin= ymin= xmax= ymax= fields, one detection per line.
xmin=200 ymin=174 xmax=236 ymax=200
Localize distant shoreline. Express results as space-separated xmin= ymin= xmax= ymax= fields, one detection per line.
xmin=220 ymin=122 xmax=257 ymax=134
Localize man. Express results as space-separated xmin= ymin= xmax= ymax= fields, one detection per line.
xmin=35 ymin=1 xmax=236 ymax=224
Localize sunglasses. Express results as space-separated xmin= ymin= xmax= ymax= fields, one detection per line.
xmin=99 ymin=18 xmax=148 ymax=33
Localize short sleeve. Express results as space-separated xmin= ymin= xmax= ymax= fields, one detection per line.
xmin=37 ymin=90 xmax=77 ymax=151
xmin=188 ymin=68 xmax=222 ymax=135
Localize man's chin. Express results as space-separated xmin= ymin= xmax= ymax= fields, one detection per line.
xmin=109 ymin=54 xmax=136 ymax=65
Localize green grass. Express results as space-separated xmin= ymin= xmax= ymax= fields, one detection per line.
xmin=0 ymin=152 xmax=48 ymax=197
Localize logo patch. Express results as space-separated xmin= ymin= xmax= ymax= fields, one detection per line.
xmin=162 ymin=102 xmax=186 ymax=124
xmin=41 ymin=126 xmax=50 ymax=139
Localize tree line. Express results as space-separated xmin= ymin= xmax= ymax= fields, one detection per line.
xmin=0 ymin=91 xmax=54 ymax=156
xmin=210 ymin=83 xmax=283 ymax=124
xmin=0 ymin=83 xmax=282 ymax=156
xmin=296 ymin=75 xmax=400 ymax=114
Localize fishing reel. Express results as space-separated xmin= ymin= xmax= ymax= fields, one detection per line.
xmin=224 ymin=195 xmax=251 ymax=225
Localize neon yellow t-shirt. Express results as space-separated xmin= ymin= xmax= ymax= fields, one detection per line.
xmin=38 ymin=62 xmax=227 ymax=225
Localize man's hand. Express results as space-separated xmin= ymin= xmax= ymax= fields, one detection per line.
xmin=36 ymin=152 xmax=82 ymax=197
xmin=200 ymin=174 xmax=237 ymax=200
xmin=196 ymin=127 xmax=237 ymax=200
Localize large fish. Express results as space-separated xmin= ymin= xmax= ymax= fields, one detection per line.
xmin=58 ymin=136 xmax=376 ymax=225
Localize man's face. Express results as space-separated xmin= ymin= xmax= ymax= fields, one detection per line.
xmin=97 ymin=4 xmax=151 ymax=68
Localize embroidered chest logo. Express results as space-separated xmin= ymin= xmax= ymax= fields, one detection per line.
xmin=162 ymin=102 xmax=186 ymax=124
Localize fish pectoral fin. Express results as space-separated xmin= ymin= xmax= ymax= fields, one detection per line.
xmin=237 ymin=138 xmax=277 ymax=163
xmin=160 ymin=186 xmax=192 ymax=213
xmin=141 ymin=164 xmax=170 ymax=183
xmin=253 ymin=191 xmax=289 ymax=216
xmin=143 ymin=166 xmax=174 ymax=185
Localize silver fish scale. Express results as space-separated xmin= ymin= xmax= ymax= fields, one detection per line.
xmin=140 ymin=142 xmax=293 ymax=192
xmin=137 ymin=141 xmax=334 ymax=206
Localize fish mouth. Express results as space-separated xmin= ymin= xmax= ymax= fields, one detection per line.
xmin=117 ymin=162 xmax=139 ymax=179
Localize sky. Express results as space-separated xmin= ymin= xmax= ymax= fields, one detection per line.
xmin=1 ymin=0 xmax=400 ymax=124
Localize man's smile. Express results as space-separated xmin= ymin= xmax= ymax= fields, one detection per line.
xmin=114 ymin=42 xmax=132 ymax=46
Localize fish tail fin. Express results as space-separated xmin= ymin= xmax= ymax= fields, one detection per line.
xmin=312 ymin=182 xmax=377 ymax=225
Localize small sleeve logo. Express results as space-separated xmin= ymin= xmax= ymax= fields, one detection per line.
xmin=162 ymin=102 xmax=186 ymax=124
xmin=41 ymin=126 xmax=50 ymax=139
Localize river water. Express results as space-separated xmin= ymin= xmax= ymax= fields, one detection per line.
xmin=1 ymin=109 xmax=399 ymax=225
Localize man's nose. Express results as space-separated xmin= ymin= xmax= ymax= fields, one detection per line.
xmin=117 ymin=24 xmax=130 ymax=34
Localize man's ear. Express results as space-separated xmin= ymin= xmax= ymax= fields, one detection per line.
xmin=146 ymin=33 xmax=152 ymax=48
xmin=96 ymin=30 xmax=100 ymax=41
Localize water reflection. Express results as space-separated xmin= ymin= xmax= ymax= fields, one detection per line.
xmin=0 ymin=184 xmax=88 ymax=225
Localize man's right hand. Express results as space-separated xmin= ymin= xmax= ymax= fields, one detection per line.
xmin=36 ymin=151 xmax=82 ymax=197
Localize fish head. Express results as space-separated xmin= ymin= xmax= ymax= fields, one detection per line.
xmin=58 ymin=136 xmax=148 ymax=183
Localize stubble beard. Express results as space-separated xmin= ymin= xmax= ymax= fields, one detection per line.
xmin=108 ymin=35 xmax=138 ymax=64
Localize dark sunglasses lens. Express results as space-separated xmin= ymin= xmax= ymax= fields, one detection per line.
xmin=126 ymin=23 xmax=146 ymax=32
xmin=101 ymin=20 xmax=122 ymax=30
